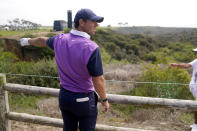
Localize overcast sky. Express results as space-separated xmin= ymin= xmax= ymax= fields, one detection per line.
xmin=1 ymin=0 xmax=197 ymax=27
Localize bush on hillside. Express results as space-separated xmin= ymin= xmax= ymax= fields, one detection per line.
xmin=0 ymin=50 xmax=59 ymax=88
xmin=6 ymin=59 xmax=59 ymax=88
xmin=64 ymin=28 xmax=71 ymax=33
xmin=0 ymin=52 xmax=19 ymax=73
xmin=100 ymin=48 xmax=111 ymax=64
xmin=45 ymin=33 xmax=56 ymax=37
xmin=2 ymin=27 xmax=197 ymax=64
xmin=143 ymin=52 xmax=170 ymax=64
xmin=20 ymin=33 xmax=37 ymax=38
xmin=126 ymin=64 xmax=192 ymax=99
xmin=144 ymin=52 xmax=157 ymax=63
xmin=173 ymin=52 xmax=196 ymax=62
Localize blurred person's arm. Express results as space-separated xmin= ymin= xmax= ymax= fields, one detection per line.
xmin=170 ymin=63 xmax=191 ymax=68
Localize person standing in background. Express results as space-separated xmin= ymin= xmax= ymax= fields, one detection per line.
xmin=170 ymin=48 xmax=197 ymax=131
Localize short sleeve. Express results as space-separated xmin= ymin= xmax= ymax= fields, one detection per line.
xmin=46 ymin=36 xmax=55 ymax=50
xmin=87 ymin=48 xmax=103 ymax=77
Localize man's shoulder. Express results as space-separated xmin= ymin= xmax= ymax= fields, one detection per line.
xmin=86 ymin=39 xmax=97 ymax=44
xmin=83 ymin=39 xmax=98 ymax=49
xmin=53 ymin=33 xmax=72 ymax=42
xmin=55 ymin=33 xmax=70 ymax=38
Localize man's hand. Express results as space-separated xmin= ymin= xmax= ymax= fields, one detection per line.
xmin=20 ymin=38 xmax=31 ymax=46
xmin=101 ymin=101 xmax=110 ymax=113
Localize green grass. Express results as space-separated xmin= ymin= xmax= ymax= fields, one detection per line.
xmin=179 ymin=113 xmax=194 ymax=123
xmin=8 ymin=92 xmax=47 ymax=113
xmin=111 ymin=104 xmax=137 ymax=117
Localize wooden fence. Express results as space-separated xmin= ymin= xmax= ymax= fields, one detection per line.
xmin=1 ymin=74 xmax=197 ymax=131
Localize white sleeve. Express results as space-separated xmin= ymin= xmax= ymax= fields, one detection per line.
xmin=189 ymin=59 xmax=197 ymax=67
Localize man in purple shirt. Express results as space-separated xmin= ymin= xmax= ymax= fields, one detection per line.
xmin=20 ymin=9 xmax=109 ymax=131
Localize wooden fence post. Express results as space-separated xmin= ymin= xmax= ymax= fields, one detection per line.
xmin=0 ymin=74 xmax=11 ymax=131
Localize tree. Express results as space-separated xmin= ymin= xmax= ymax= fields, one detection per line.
xmin=124 ymin=22 xmax=128 ymax=26
xmin=13 ymin=18 xmax=20 ymax=30
xmin=7 ymin=18 xmax=41 ymax=30
xmin=118 ymin=22 xmax=123 ymax=27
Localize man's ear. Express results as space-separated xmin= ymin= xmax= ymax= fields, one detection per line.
xmin=79 ymin=19 xmax=85 ymax=27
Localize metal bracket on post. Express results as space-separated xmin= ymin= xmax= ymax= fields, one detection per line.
xmin=0 ymin=73 xmax=11 ymax=131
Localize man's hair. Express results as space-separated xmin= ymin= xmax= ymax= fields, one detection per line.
xmin=74 ymin=19 xmax=87 ymax=28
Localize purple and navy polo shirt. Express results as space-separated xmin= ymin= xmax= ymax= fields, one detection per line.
xmin=46 ymin=30 xmax=103 ymax=93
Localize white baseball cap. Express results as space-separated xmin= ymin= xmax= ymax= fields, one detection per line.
xmin=193 ymin=48 xmax=197 ymax=51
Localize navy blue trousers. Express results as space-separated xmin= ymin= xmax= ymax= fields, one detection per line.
xmin=59 ymin=87 xmax=98 ymax=131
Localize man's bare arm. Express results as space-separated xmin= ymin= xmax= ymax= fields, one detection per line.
xmin=28 ymin=37 xmax=48 ymax=47
xmin=170 ymin=63 xmax=192 ymax=68
xmin=20 ymin=37 xmax=48 ymax=47
xmin=92 ymin=75 xmax=110 ymax=112
xmin=92 ymin=75 xmax=106 ymax=100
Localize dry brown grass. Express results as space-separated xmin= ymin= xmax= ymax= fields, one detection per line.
xmin=36 ymin=98 xmax=61 ymax=118
xmin=104 ymin=64 xmax=142 ymax=81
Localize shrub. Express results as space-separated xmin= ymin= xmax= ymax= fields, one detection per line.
xmin=20 ymin=33 xmax=37 ymax=38
xmin=22 ymin=46 xmax=54 ymax=60
xmin=6 ymin=59 xmax=59 ymax=88
xmin=127 ymin=64 xmax=192 ymax=99
xmin=144 ymin=52 xmax=157 ymax=63
xmin=45 ymin=33 xmax=56 ymax=37
xmin=0 ymin=52 xmax=19 ymax=73
xmin=100 ymin=48 xmax=112 ymax=64
xmin=0 ymin=51 xmax=59 ymax=88
xmin=173 ymin=52 xmax=195 ymax=62
xmin=64 ymin=28 xmax=71 ymax=33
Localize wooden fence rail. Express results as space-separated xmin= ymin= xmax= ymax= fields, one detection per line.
xmin=7 ymin=112 xmax=147 ymax=131
xmin=1 ymin=74 xmax=197 ymax=131
xmin=4 ymin=83 xmax=197 ymax=110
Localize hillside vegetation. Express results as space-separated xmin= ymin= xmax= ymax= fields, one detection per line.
xmin=1 ymin=27 xmax=197 ymax=84
xmin=0 ymin=27 xmax=196 ymax=96
xmin=94 ymin=27 xmax=197 ymax=64
xmin=115 ymin=26 xmax=197 ymax=36
xmin=1 ymin=27 xmax=197 ymax=130
xmin=2 ymin=27 xmax=197 ymax=64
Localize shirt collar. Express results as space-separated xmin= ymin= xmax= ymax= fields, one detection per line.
xmin=70 ymin=29 xmax=91 ymax=39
